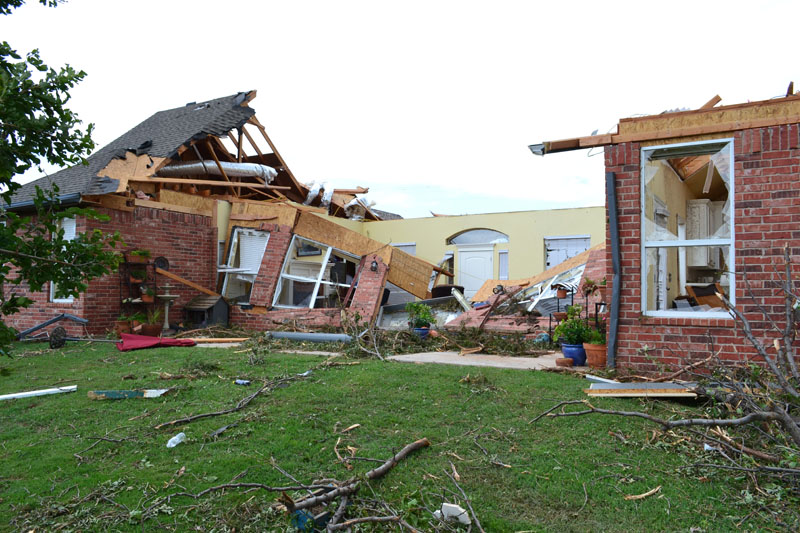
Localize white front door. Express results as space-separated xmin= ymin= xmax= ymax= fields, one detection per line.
xmin=458 ymin=245 xmax=493 ymax=299
xmin=544 ymin=236 xmax=590 ymax=269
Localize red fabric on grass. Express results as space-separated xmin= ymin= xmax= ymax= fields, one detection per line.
xmin=116 ymin=333 xmax=196 ymax=352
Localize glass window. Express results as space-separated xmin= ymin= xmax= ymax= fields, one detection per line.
xmin=51 ymin=218 xmax=77 ymax=303
xmin=498 ymin=250 xmax=509 ymax=280
xmin=447 ymin=229 xmax=509 ymax=245
xmin=641 ymin=140 xmax=734 ymax=315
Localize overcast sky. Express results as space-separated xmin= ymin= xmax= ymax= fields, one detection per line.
xmin=4 ymin=0 xmax=799 ymax=218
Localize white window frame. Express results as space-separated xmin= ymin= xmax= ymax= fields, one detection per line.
xmin=272 ymin=235 xmax=360 ymax=309
xmin=640 ymin=138 xmax=735 ymax=318
xmin=50 ymin=217 xmax=77 ymax=303
xmin=220 ymin=227 xmax=270 ymax=304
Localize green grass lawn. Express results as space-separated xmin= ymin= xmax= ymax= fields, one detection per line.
xmin=0 ymin=341 xmax=794 ymax=531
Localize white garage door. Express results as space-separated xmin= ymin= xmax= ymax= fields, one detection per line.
xmin=545 ymin=236 xmax=590 ymax=269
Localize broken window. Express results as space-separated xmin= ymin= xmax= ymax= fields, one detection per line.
xmin=220 ymin=228 xmax=270 ymax=304
xmin=641 ymin=140 xmax=734 ymax=316
xmin=51 ymin=217 xmax=77 ymax=303
xmin=273 ymin=236 xmax=361 ymax=309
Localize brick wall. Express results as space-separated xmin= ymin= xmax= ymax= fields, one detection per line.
xmin=6 ymin=206 xmax=218 ymax=338
xmin=231 ymin=253 xmax=389 ymax=330
xmin=606 ymin=124 xmax=800 ymax=372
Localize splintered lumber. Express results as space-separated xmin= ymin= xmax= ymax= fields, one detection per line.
xmin=133 ymin=199 xmax=212 ymax=216
xmin=88 ymin=389 xmax=170 ymax=400
xmin=0 ymin=385 xmax=77 ymax=401
xmin=585 ymin=382 xmax=697 ymax=398
xmin=155 ymin=268 xmax=219 ymax=297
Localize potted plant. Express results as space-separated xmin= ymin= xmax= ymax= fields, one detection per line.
xmin=129 ymin=267 xmax=146 ymax=283
xmin=140 ymin=307 xmax=163 ymax=337
xmin=583 ymin=328 xmax=607 ymax=368
xmin=555 ymin=284 xmax=568 ymax=299
xmin=581 ymin=277 xmax=597 ymax=297
xmin=553 ymin=305 xmax=591 ymax=366
xmin=140 ymin=284 xmax=156 ymax=303
xmin=114 ymin=314 xmax=131 ymax=337
xmin=127 ymin=249 xmax=151 ymax=264
xmin=405 ymin=301 xmax=435 ymax=340
xmin=596 ymin=277 xmax=608 ymax=302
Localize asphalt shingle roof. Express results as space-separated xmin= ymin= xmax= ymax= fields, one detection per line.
xmin=9 ymin=92 xmax=255 ymax=205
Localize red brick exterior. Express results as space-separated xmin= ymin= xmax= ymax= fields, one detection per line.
xmin=233 ymin=253 xmax=389 ymax=330
xmin=606 ymin=125 xmax=800 ymax=372
xmin=6 ymin=207 xmax=217 ymax=337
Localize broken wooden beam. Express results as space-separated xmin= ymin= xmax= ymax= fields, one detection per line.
xmin=155 ymin=267 xmax=219 ymax=297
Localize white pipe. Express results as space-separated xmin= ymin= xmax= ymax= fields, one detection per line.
xmin=158 ymin=162 xmax=277 ymax=182
xmin=0 ymin=385 xmax=77 ymax=401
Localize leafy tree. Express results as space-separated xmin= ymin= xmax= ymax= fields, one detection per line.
xmin=0 ymin=0 xmax=121 ymax=355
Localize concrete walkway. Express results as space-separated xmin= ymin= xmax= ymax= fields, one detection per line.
xmin=388 ymin=351 xmax=559 ymax=370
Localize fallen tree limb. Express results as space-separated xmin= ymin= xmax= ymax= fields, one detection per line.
xmin=154 ymin=376 xmax=293 ymax=430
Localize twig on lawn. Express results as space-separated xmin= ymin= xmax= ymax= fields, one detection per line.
xmin=443 ymin=467 xmax=484 ymax=533
xmin=271 ymin=457 xmax=315 ymax=498
xmin=328 ymin=515 xmax=401 ymax=530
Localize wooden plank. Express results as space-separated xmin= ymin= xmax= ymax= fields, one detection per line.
xmin=94 ymin=194 xmax=134 ymax=212
xmin=127 ymin=177 xmax=289 ymax=189
xmin=190 ymin=337 xmax=249 ymax=343
xmin=332 ymin=187 xmax=369 ymax=195
xmin=88 ymin=389 xmax=170 ymax=400
xmin=585 ymin=389 xmax=697 ymax=398
xmin=229 ymin=213 xmax=279 ymax=222
xmin=700 ymin=95 xmax=722 ymax=109
xmin=156 ymin=267 xmax=219 ymax=297
xmin=133 ymin=199 xmax=212 ymax=216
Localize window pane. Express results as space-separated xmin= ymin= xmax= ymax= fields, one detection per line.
xmin=643 ymin=142 xmax=731 ymax=242
xmin=448 ymin=229 xmax=509 ymax=245
xmin=644 ymin=245 xmax=731 ymax=312
xmin=498 ymin=250 xmax=509 ymax=280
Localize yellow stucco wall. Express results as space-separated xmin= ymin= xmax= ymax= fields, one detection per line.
xmin=325 ymin=207 xmax=606 ymax=281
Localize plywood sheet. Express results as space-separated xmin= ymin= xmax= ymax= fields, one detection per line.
xmin=294 ymin=212 xmax=393 ymax=263
xmin=158 ymin=189 xmax=217 ymax=213
xmin=386 ymin=248 xmax=434 ymax=299
xmin=96 ymin=151 xmax=167 ymax=193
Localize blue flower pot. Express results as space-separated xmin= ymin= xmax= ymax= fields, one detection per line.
xmin=413 ymin=328 xmax=430 ymax=340
xmin=561 ymin=343 xmax=587 ymax=366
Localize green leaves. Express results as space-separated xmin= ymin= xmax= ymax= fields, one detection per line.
xmin=0 ymin=39 xmax=94 ymax=201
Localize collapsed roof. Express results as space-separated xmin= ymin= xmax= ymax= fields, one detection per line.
xmin=10 ymin=91 xmax=380 ymax=220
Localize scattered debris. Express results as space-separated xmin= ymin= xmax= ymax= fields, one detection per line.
xmin=166 ymin=432 xmax=186 ymax=448
xmin=433 ymin=503 xmax=471 ymax=525
xmin=87 ymin=389 xmax=171 ymax=400
xmin=116 ymin=333 xmax=196 ymax=352
xmin=233 ymin=379 xmax=251 ymax=386
xmin=623 ymin=485 xmax=661 ymax=501
xmin=0 ymin=385 xmax=77 ymax=401
xmin=584 ymin=382 xmax=697 ymax=398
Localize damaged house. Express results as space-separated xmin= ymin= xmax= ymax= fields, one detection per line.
xmin=531 ymin=91 xmax=800 ymax=372
xmin=5 ymin=91 xmax=438 ymax=336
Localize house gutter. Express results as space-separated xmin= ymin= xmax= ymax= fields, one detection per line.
xmin=606 ymin=171 xmax=620 ymax=368
xmin=4 ymin=192 xmax=83 ymax=212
